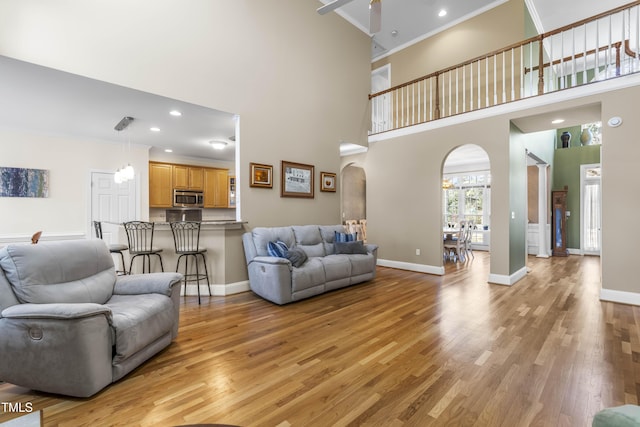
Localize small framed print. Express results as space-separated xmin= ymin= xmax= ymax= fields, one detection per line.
xmin=281 ymin=160 xmax=314 ymax=198
xmin=320 ymin=172 xmax=336 ymax=192
xmin=250 ymin=163 xmax=273 ymax=188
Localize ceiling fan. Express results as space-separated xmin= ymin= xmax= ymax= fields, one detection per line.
xmin=317 ymin=0 xmax=382 ymax=33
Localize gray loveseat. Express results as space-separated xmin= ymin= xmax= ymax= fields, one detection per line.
xmin=242 ymin=225 xmax=378 ymax=305
xmin=0 ymin=239 xmax=183 ymax=397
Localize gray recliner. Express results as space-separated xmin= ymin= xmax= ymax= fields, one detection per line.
xmin=0 ymin=239 xmax=183 ymax=397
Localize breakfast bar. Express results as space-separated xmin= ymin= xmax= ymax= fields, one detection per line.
xmin=102 ymin=220 xmax=247 ymax=297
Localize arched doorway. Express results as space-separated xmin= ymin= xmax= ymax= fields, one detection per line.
xmin=341 ymin=163 xmax=366 ymax=226
xmin=442 ymin=144 xmax=491 ymax=261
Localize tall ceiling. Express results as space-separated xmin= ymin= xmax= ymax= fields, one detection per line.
xmin=317 ymin=0 xmax=633 ymax=59
xmin=1 ymin=1 xmax=631 ymax=161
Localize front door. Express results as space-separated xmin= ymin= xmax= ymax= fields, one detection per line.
xmin=581 ymin=164 xmax=601 ymax=255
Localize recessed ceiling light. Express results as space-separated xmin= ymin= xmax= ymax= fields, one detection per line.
xmin=438 ymin=9 xmax=447 ymax=17
xmin=169 ymin=110 xmax=182 ymax=117
xmin=150 ymin=127 xmax=161 ymax=132
xmin=210 ymin=140 xmax=228 ymax=150
xmin=551 ymin=118 xmax=565 ymax=124
xmin=164 ymin=148 xmax=173 ymax=153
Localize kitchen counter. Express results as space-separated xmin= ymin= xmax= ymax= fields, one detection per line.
xmin=100 ymin=220 xmax=249 ymax=297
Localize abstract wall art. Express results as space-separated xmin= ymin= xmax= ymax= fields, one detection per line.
xmin=0 ymin=167 xmax=50 ymax=198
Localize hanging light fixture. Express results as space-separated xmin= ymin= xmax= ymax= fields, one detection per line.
xmin=114 ymin=116 xmax=135 ymax=184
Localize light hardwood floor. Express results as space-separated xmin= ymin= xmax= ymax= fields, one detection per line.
xmin=0 ymin=252 xmax=636 ymax=426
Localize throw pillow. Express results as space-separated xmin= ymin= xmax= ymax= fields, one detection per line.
xmin=334 ymin=240 xmax=369 ymax=255
xmin=267 ymin=240 xmax=288 ymax=258
xmin=335 ymin=231 xmax=357 ymax=243
xmin=285 ymin=247 xmax=308 ymax=268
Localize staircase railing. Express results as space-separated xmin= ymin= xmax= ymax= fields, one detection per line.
xmin=369 ymin=1 xmax=640 ymax=135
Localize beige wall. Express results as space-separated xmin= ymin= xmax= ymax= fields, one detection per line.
xmin=351 ymin=81 xmax=640 ymax=290
xmin=0 ymin=128 xmax=150 ymax=238
xmin=0 ymin=0 xmax=371 ymax=281
xmin=372 ymin=0 xmax=525 ymax=85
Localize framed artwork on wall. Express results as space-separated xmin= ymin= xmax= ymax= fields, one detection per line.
xmin=320 ymin=172 xmax=336 ymax=192
xmin=249 ymin=163 xmax=273 ymax=188
xmin=0 ymin=167 xmax=49 ymax=198
xmin=281 ymin=160 xmax=314 ymax=198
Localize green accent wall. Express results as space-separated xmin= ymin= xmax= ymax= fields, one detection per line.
xmin=553 ymin=142 xmax=601 ymax=250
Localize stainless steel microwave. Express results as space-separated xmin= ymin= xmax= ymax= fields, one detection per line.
xmin=173 ymin=189 xmax=204 ymax=208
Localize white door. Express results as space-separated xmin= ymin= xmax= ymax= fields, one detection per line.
xmin=371 ymin=64 xmax=391 ymax=133
xmin=91 ymin=172 xmax=136 ymax=244
xmin=581 ymin=164 xmax=601 ymax=255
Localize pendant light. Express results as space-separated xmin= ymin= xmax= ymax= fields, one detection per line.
xmin=114 ymin=116 xmax=135 ymax=184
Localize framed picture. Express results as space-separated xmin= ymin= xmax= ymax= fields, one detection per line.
xmin=281 ymin=160 xmax=314 ymax=198
xmin=320 ymin=172 xmax=337 ymax=192
xmin=249 ymin=163 xmax=273 ymax=188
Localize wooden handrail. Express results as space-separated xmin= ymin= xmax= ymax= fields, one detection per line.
xmin=369 ymin=0 xmax=640 ymax=100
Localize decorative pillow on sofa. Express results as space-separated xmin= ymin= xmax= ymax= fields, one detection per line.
xmin=335 ymin=231 xmax=357 ymax=243
xmin=267 ymin=240 xmax=289 ymax=258
xmin=285 ymin=247 xmax=308 ymax=268
xmin=334 ymin=240 xmax=369 ymax=255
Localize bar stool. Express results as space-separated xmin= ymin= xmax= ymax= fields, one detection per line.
xmin=123 ymin=221 xmax=164 ymax=274
xmin=93 ymin=221 xmax=128 ymax=275
xmin=170 ymin=221 xmax=211 ymax=304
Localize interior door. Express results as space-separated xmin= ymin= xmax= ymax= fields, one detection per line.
xmin=91 ymin=172 xmax=136 ymax=243
xmin=371 ymin=64 xmax=391 ymax=133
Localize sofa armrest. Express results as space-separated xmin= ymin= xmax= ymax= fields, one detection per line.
xmin=114 ymin=272 xmax=183 ymax=297
xmin=246 ymin=257 xmax=294 ymax=305
xmin=2 ymin=302 xmax=111 ymax=321
xmin=365 ymin=244 xmax=378 ymax=254
xmin=249 ymin=256 xmax=292 ymax=267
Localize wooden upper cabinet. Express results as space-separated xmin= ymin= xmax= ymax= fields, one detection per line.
xmin=150 ymin=162 xmax=229 ymax=208
xmin=189 ymin=167 xmax=204 ymax=190
xmin=173 ymin=165 xmax=204 ymax=190
xmin=149 ymin=162 xmax=173 ymax=208
xmin=204 ymin=168 xmax=229 ymax=208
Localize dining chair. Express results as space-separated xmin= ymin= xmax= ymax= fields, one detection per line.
xmin=170 ymin=221 xmax=211 ymax=304
xmin=123 ymin=221 xmax=164 ymax=274
xmin=464 ymin=220 xmax=475 ymax=260
xmin=443 ymin=220 xmax=466 ymax=262
xmin=93 ymin=221 xmax=129 ymax=275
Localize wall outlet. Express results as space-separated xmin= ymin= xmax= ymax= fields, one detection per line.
xmin=416 ymin=249 xmax=421 ymax=255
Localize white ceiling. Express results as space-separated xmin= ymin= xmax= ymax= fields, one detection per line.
xmin=318 ymin=0 xmax=633 ymax=60
xmin=0 ymin=56 xmax=237 ymax=162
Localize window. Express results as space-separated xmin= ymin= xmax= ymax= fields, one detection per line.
xmin=443 ymin=171 xmax=491 ymax=246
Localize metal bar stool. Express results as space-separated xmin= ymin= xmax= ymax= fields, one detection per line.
xmin=170 ymin=221 xmax=211 ymax=304
xmin=123 ymin=221 xmax=164 ymax=274
xmin=93 ymin=221 xmax=128 ymax=275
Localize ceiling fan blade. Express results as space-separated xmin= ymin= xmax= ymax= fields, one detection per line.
xmin=369 ymin=0 xmax=381 ymax=33
xmin=317 ymin=0 xmax=355 ymax=15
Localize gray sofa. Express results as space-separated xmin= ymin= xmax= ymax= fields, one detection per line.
xmin=242 ymin=225 xmax=378 ymax=305
xmin=0 ymin=239 xmax=183 ymax=397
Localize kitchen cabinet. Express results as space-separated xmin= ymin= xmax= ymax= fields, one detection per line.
xmin=149 ymin=162 xmax=173 ymax=207
xmin=173 ymin=165 xmax=204 ymax=190
xmin=204 ymin=168 xmax=229 ymax=208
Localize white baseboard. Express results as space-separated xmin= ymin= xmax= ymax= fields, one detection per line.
xmin=488 ymin=266 xmax=528 ymax=286
xmin=377 ymin=259 xmax=445 ymax=275
xmin=600 ymin=288 xmax=640 ymax=306
xmin=183 ymin=280 xmax=250 ymax=297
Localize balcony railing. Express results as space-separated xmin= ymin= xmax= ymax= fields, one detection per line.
xmin=369 ymin=1 xmax=640 ymax=135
